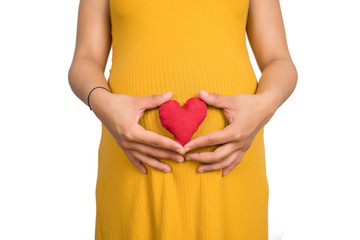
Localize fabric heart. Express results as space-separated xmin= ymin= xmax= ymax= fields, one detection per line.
xmin=159 ymin=97 xmax=207 ymax=146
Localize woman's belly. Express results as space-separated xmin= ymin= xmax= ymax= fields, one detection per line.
xmin=107 ymin=39 xmax=258 ymax=156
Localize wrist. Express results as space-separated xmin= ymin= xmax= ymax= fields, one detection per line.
xmin=256 ymin=90 xmax=281 ymax=117
xmin=88 ymin=88 xmax=112 ymax=112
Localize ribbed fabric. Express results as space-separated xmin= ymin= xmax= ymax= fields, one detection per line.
xmin=95 ymin=0 xmax=269 ymax=239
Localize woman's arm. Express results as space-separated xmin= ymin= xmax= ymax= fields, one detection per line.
xmin=67 ymin=0 xmax=186 ymax=173
xmin=68 ymin=0 xmax=112 ymax=112
xmin=182 ymin=0 xmax=298 ymax=176
xmin=247 ymin=0 xmax=298 ymax=115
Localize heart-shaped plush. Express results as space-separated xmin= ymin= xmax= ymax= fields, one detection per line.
xmin=159 ymin=97 xmax=207 ymax=146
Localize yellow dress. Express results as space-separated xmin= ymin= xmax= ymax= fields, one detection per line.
xmin=95 ymin=0 xmax=269 ymax=239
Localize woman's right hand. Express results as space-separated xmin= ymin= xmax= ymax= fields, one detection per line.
xmin=89 ymin=89 xmax=185 ymax=174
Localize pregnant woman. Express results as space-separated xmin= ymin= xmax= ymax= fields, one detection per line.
xmin=68 ymin=0 xmax=297 ymax=239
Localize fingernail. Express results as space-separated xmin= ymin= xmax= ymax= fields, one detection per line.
xmin=163 ymin=166 xmax=171 ymax=172
xmin=185 ymin=154 xmax=192 ymax=160
xmin=163 ymin=92 xmax=172 ymax=98
xmin=201 ymin=90 xmax=208 ymax=97
xmin=177 ymin=156 xmax=184 ymax=162
xmin=184 ymin=146 xmax=191 ymax=152
xmin=198 ymin=168 xmax=205 ymax=173
xmin=177 ymin=148 xmax=185 ymax=154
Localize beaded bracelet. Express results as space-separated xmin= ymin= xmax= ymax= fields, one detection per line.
xmin=87 ymin=86 xmax=111 ymax=110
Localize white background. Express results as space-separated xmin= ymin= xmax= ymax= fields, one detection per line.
xmin=0 ymin=0 xmax=359 ymax=239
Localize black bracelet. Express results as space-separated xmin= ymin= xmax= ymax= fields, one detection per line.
xmin=87 ymin=86 xmax=111 ymax=110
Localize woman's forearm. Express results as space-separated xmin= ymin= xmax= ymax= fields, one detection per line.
xmin=68 ymin=57 xmax=112 ymax=111
xmin=255 ymin=58 xmax=298 ymax=116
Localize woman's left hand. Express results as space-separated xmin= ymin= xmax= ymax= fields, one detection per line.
xmin=184 ymin=89 xmax=277 ymax=177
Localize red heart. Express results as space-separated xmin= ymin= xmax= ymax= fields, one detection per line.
xmin=159 ymin=97 xmax=207 ymax=146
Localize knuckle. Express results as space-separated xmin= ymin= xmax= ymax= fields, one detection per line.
xmin=213 ymin=152 xmax=223 ymax=162
xmin=146 ymin=160 xmax=156 ymax=168
xmin=207 ymin=137 xmax=216 ymax=146
xmin=206 ymin=153 xmax=221 ymax=163
xmin=152 ymin=94 xmax=160 ymax=105
xmin=130 ymin=97 xmax=138 ymax=108
xmin=209 ymin=164 xmax=219 ymax=171
xmin=152 ymin=137 xmax=161 ymax=147
xmin=116 ymin=139 xmax=124 ymax=149
xmin=238 ymin=141 xmax=250 ymax=150
xmin=119 ymin=128 xmax=130 ymax=139
xmin=160 ymin=164 xmax=170 ymax=171
xmin=209 ymin=164 xmax=221 ymax=171
xmin=137 ymin=154 xmax=148 ymax=164
xmin=154 ymin=162 xmax=163 ymax=169
xmin=205 ymin=158 xmax=217 ymax=164
xmin=234 ymin=131 xmax=242 ymax=140
xmin=133 ymin=151 xmax=146 ymax=163
xmin=117 ymin=136 xmax=129 ymax=149
xmin=121 ymin=140 xmax=131 ymax=149
xmin=150 ymin=161 xmax=167 ymax=171
xmin=167 ymin=152 xmax=180 ymax=161
xmin=154 ymin=151 xmax=167 ymax=160
xmin=125 ymin=130 xmax=135 ymax=141
xmin=220 ymin=162 xmax=229 ymax=169
xmin=115 ymin=126 xmax=123 ymax=139
xmin=132 ymin=97 xmax=141 ymax=108
xmin=224 ymin=158 xmax=234 ymax=167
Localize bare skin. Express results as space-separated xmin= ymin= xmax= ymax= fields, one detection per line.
xmin=68 ymin=0 xmax=186 ymax=174
xmin=184 ymin=0 xmax=298 ymax=176
xmin=68 ymin=0 xmax=297 ymax=176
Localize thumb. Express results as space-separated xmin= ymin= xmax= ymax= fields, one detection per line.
xmin=139 ymin=91 xmax=173 ymax=110
xmin=198 ymin=89 xmax=230 ymax=108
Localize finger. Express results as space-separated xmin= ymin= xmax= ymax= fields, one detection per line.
xmin=126 ymin=141 xmax=184 ymax=162
xmin=183 ymin=125 xmax=236 ymax=152
xmin=123 ymin=150 xmax=148 ymax=174
xmin=132 ymin=150 xmax=172 ymax=173
xmin=136 ymin=91 xmax=173 ymax=110
xmin=197 ymin=149 xmax=241 ymax=173
xmin=222 ymin=150 xmax=246 ymax=177
xmin=185 ymin=142 xmax=239 ymax=163
xmin=132 ymin=124 xmax=185 ymax=154
xmin=198 ymin=89 xmax=232 ymax=109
